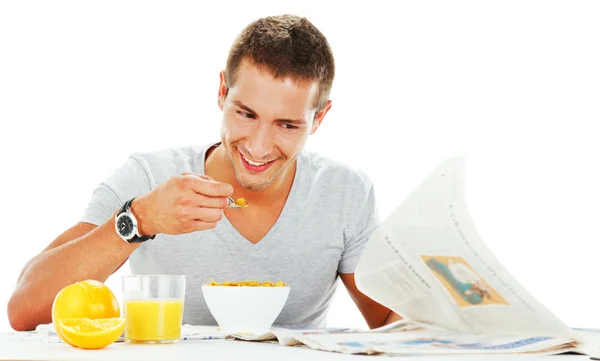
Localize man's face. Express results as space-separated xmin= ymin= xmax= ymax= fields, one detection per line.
xmin=218 ymin=60 xmax=330 ymax=191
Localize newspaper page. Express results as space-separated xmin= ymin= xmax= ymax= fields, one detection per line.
xmin=349 ymin=157 xmax=587 ymax=353
xmin=292 ymin=326 xmax=578 ymax=355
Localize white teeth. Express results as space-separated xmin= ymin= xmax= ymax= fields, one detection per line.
xmin=243 ymin=155 xmax=266 ymax=166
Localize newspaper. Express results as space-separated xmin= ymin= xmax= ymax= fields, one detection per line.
xmin=323 ymin=156 xmax=595 ymax=356
xmin=292 ymin=322 xmax=579 ymax=355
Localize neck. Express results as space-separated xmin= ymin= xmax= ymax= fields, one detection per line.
xmin=204 ymin=144 xmax=296 ymax=206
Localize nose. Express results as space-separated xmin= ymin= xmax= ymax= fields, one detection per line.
xmin=245 ymin=122 xmax=275 ymax=160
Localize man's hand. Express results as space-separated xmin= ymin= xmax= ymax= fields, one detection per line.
xmin=132 ymin=173 xmax=233 ymax=236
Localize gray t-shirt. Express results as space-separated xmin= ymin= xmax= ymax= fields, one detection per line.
xmin=80 ymin=143 xmax=379 ymax=329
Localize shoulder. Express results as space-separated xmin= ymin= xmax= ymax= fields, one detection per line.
xmin=130 ymin=145 xmax=205 ymax=167
xmin=300 ymin=149 xmax=374 ymax=192
xmin=298 ymin=149 xmax=376 ymax=215
xmin=127 ymin=144 xmax=211 ymax=185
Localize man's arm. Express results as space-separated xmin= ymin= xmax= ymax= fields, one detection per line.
xmin=7 ymin=211 xmax=141 ymax=332
xmin=7 ymin=156 xmax=156 ymax=332
xmin=7 ymin=173 xmax=232 ymax=332
xmin=338 ymin=273 xmax=402 ymax=329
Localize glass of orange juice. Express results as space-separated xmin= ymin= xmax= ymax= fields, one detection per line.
xmin=122 ymin=275 xmax=186 ymax=344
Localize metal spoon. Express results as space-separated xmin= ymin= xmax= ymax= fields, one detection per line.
xmin=227 ymin=196 xmax=249 ymax=208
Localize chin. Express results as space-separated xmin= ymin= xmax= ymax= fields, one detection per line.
xmin=241 ymin=182 xmax=270 ymax=191
xmin=234 ymin=172 xmax=273 ymax=191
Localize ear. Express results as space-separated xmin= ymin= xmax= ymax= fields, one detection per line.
xmin=218 ymin=71 xmax=228 ymax=111
xmin=310 ymin=100 xmax=332 ymax=135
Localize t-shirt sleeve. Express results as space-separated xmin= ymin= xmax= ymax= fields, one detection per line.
xmin=338 ymin=174 xmax=380 ymax=274
xmin=79 ymin=155 xmax=153 ymax=226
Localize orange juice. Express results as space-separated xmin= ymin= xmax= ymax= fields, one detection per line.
xmin=124 ymin=299 xmax=184 ymax=342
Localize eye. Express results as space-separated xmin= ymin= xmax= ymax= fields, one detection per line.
xmin=280 ymin=123 xmax=298 ymax=130
xmin=236 ymin=110 xmax=255 ymax=119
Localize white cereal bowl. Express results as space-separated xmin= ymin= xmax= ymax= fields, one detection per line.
xmin=201 ymin=285 xmax=290 ymax=335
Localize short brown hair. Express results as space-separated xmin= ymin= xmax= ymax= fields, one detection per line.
xmin=225 ymin=14 xmax=335 ymax=111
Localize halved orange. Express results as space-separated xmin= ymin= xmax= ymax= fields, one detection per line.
xmin=56 ymin=318 xmax=125 ymax=349
xmin=51 ymin=280 xmax=120 ymax=347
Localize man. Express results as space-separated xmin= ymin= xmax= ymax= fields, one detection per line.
xmin=7 ymin=14 xmax=401 ymax=331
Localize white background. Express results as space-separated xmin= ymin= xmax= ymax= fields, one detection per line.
xmin=0 ymin=1 xmax=599 ymax=332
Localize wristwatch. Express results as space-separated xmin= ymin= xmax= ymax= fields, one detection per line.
xmin=115 ymin=198 xmax=155 ymax=243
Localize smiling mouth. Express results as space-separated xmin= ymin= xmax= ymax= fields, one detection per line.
xmin=242 ymin=154 xmax=271 ymax=166
xmin=238 ymin=150 xmax=277 ymax=173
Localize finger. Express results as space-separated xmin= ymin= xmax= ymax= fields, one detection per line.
xmin=192 ymin=221 xmax=219 ymax=232
xmin=181 ymin=172 xmax=214 ymax=181
xmin=180 ymin=193 xmax=228 ymax=209
xmin=185 ymin=207 xmax=224 ymax=223
xmin=181 ymin=220 xmax=219 ymax=233
xmin=184 ymin=177 xmax=233 ymax=197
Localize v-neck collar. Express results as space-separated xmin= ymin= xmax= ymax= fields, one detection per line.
xmin=200 ymin=142 xmax=304 ymax=251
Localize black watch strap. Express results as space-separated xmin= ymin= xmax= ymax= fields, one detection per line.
xmin=121 ymin=197 xmax=156 ymax=243
xmin=120 ymin=198 xmax=135 ymax=215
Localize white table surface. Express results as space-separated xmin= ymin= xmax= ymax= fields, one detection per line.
xmin=0 ymin=332 xmax=593 ymax=361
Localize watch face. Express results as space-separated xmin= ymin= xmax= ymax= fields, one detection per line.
xmin=117 ymin=214 xmax=135 ymax=238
